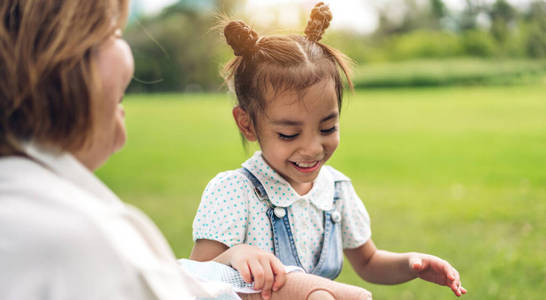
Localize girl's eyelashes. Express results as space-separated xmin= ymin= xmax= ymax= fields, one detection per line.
xmin=320 ymin=126 xmax=337 ymax=135
xmin=278 ymin=127 xmax=337 ymax=140
xmin=278 ymin=132 xmax=299 ymax=140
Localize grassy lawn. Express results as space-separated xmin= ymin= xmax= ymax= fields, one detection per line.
xmin=97 ymin=85 xmax=546 ymax=300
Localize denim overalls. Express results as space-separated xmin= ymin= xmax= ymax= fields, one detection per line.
xmin=239 ymin=168 xmax=344 ymax=280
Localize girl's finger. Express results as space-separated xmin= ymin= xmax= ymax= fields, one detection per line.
xmin=440 ymin=263 xmax=455 ymax=283
xmin=259 ymin=258 xmax=275 ymax=300
xmin=233 ymin=260 xmax=252 ymax=283
xmin=452 ymin=278 xmax=465 ymax=297
xmin=248 ymin=260 xmax=265 ymax=290
xmin=451 ymin=282 xmax=460 ymax=296
xmin=270 ymin=258 xmax=287 ymax=291
xmin=448 ymin=265 xmax=460 ymax=282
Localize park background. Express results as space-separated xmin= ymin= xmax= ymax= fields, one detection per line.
xmin=97 ymin=0 xmax=545 ymax=299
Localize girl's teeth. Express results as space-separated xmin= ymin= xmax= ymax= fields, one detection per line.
xmin=296 ymin=161 xmax=316 ymax=168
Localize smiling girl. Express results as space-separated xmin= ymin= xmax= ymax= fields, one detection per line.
xmin=190 ymin=3 xmax=467 ymax=300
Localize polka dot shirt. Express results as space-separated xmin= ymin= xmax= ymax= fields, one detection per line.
xmin=193 ymin=151 xmax=371 ymax=271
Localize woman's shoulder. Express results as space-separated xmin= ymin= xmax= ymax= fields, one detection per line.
xmin=0 ymin=196 xmax=141 ymax=299
xmin=0 ymin=167 xmax=122 ymax=270
xmin=0 ymin=157 xmax=124 ymax=248
xmin=0 ymin=156 xmax=80 ymax=199
xmin=1 ymin=196 xmax=113 ymax=253
xmin=0 ymin=158 xmax=110 ymax=241
xmin=0 ymin=156 xmax=103 ymax=207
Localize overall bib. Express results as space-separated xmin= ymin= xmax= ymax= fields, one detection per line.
xmin=239 ymin=168 xmax=344 ymax=279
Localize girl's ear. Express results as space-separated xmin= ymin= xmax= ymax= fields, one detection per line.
xmin=233 ymin=106 xmax=257 ymax=141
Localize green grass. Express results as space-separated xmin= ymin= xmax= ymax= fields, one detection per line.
xmin=97 ymin=85 xmax=546 ymax=300
xmin=354 ymin=59 xmax=546 ymax=88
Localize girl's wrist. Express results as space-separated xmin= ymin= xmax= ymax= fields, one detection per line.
xmin=407 ymin=252 xmax=423 ymax=277
xmin=213 ymin=247 xmax=233 ymax=266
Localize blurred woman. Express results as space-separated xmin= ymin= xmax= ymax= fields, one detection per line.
xmin=0 ymin=0 xmax=213 ymax=298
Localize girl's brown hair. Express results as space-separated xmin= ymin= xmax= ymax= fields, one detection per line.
xmin=222 ymin=2 xmax=353 ymax=123
xmin=0 ymin=0 xmax=129 ymax=156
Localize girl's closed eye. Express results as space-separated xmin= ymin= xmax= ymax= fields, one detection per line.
xmin=278 ymin=132 xmax=299 ymax=140
xmin=320 ymin=126 xmax=337 ymax=135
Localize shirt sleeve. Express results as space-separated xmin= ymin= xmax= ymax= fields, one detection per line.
xmin=193 ymin=170 xmax=252 ymax=247
xmin=338 ymin=181 xmax=372 ymax=249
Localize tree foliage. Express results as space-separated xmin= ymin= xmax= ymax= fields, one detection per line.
xmin=126 ymin=0 xmax=546 ymax=92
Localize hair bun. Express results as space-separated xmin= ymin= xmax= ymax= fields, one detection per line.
xmin=224 ymin=21 xmax=259 ymax=57
xmin=304 ymin=2 xmax=332 ymax=42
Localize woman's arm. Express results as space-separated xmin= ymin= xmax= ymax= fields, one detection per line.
xmin=344 ymin=239 xmax=466 ymax=296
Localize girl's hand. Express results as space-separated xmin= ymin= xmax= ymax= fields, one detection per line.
xmin=223 ymin=244 xmax=287 ymax=300
xmin=409 ymin=254 xmax=467 ymax=297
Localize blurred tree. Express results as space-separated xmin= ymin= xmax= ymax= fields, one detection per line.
xmin=424 ymin=0 xmax=449 ymax=30
xmin=524 ymin=0 xmax=546 ymax=58
xmin=375 ymin=0 xmax=426 ymax=35
xmin=125 ymin=0 xmax=238 ymax=93
xmin=461 ymin=30 xmax=497 ymax=57
xmin=389 ymin=30 xmax=462 ymax=60
xmin=122 ymin=0 xmax=545 ymax=93
xmin=488 ymin=0 xmax=516 ymax=44
xmin=458 ymin=0 xmax=485 ymax=31
xmin=430 ymin=0 xmax=446 ymax=20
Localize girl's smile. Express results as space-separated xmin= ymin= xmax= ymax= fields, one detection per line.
xmin=291 ymin=160 xmax=321 ymax=173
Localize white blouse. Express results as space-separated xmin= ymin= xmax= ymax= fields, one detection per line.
xmin=193 ymin=151 xmax=371 ymax=271
xmin=0 ymin=144 xmax=236 ymax=300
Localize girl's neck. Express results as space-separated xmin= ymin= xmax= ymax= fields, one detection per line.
xmin=291 ymin=182 xmax=314 ymax=196
xmin=259 ymin=152 xmax=317 ymax=196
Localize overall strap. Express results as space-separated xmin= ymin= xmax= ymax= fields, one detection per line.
xmin=306 ymin=178 xmax=344 ymax=279
xmin=238 ymin=168 xmax=269 ymax=203
xmin=238 ymin=168 xmax=305 ymax=269
xmin=333 ymin=181 xmax=342 ymax=203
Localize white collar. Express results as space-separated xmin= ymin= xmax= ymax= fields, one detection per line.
xmin=23 ymin=142 xmax=123 ymax=207
xmin=241 ymin=151 xmax=335 ymax=211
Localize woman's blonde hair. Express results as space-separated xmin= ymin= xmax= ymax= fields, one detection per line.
xmin=0 ymin=0 xmax=129 ymax=156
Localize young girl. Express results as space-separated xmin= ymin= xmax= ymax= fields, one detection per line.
xmin=191 ymin=2 xmax=467 ymax=299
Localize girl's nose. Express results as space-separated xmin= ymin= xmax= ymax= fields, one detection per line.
xmin=299 ymin=134 xmax=324 ymax=158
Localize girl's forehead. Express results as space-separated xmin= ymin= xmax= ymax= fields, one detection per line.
xmin=262 ymin=80 xmax=339 ymax=118
xmin=263 ymin=79 xmax=336 ymax=107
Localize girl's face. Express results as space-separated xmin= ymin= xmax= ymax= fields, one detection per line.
xmin=253 ymin=79 xmax=340 ymax=195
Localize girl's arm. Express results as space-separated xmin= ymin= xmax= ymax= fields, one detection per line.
xmin=190 ymin=239 xmax=228 ymax=261
xmin=190 ymin=239 xmax=287 ymax=300
xmin=344 ymin=239 xmax=466 ymax=297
